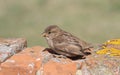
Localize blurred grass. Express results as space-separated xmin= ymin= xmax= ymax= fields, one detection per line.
xmin=0 ymin=0 xmax=120 ymax=47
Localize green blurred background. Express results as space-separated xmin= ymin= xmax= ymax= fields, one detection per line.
xmin=0 ymin=0 xmax=120 ymax=47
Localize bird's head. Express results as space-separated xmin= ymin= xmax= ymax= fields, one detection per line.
xmin=42 ymin=25 xmax=61 ymax=39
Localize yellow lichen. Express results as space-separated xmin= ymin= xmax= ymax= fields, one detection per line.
xmin=96 ymin=48 xmax=110 ymax=54
xmin=96 ymin=39 xmax=120 ymax=56
xmin=104 ymin=39 xmax=120 ymax=45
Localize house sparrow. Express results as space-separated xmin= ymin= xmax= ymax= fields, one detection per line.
xmin=42 ymin=25 xmax=93 ymax=58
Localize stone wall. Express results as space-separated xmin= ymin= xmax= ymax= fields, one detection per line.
xmin=0 ymin=38 xmax=120 ymax=75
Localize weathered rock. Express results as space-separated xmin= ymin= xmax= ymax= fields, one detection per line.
xmin=0 ymin=45 xmax=120 ymax=75
xmin=0 ymin=38 xmax=27 ymax=62
xmin=0 ymin=46 xmax=77 ymax=75
xmin=0 ymin=46 xmax=43 ymax=75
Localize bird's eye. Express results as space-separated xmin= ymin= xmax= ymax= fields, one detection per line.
xmin=48 ymin=31 xmax=51 ymax=34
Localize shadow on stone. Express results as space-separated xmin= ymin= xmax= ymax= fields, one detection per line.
xmin=68 ymin=55 xmax=86 ymax=60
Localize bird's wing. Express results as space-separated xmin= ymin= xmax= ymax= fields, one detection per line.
xmin=53 ymin=41 xmax=84 ymax=56
xmin=61 ymin=32 xmax=93 ymax=49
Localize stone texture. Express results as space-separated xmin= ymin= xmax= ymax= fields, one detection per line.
xmin=0 ymin=42 xmax=120 ymax=75
xmin=0 ymin=46 xmax=44 ymax=75
xmin=74 ymin=53 xmax=120 ymax=75
xmin=42 ymin=60 xmax=76 ymax=75
xmin=0 ymin=46 xmax=77 ymax=75
xmin=0 ymin=38 xmax=27 ymax=63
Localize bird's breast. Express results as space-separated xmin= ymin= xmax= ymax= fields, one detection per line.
xmin=46 ymin=37 xmax=54 ymax=49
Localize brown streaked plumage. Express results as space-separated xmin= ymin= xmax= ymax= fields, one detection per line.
xmin=42 ymin=25 xmax=93 ymax=58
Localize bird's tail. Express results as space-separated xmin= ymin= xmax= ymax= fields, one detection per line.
xmin=83 ymin=43 xmax=103 ymax=55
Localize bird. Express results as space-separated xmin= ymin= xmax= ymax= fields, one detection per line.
xmin=42 ymin=25 xmax=93 ymax=58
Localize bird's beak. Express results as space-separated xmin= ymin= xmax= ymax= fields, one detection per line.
xmin=41 ymin=32 xmax=47 ymax=37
